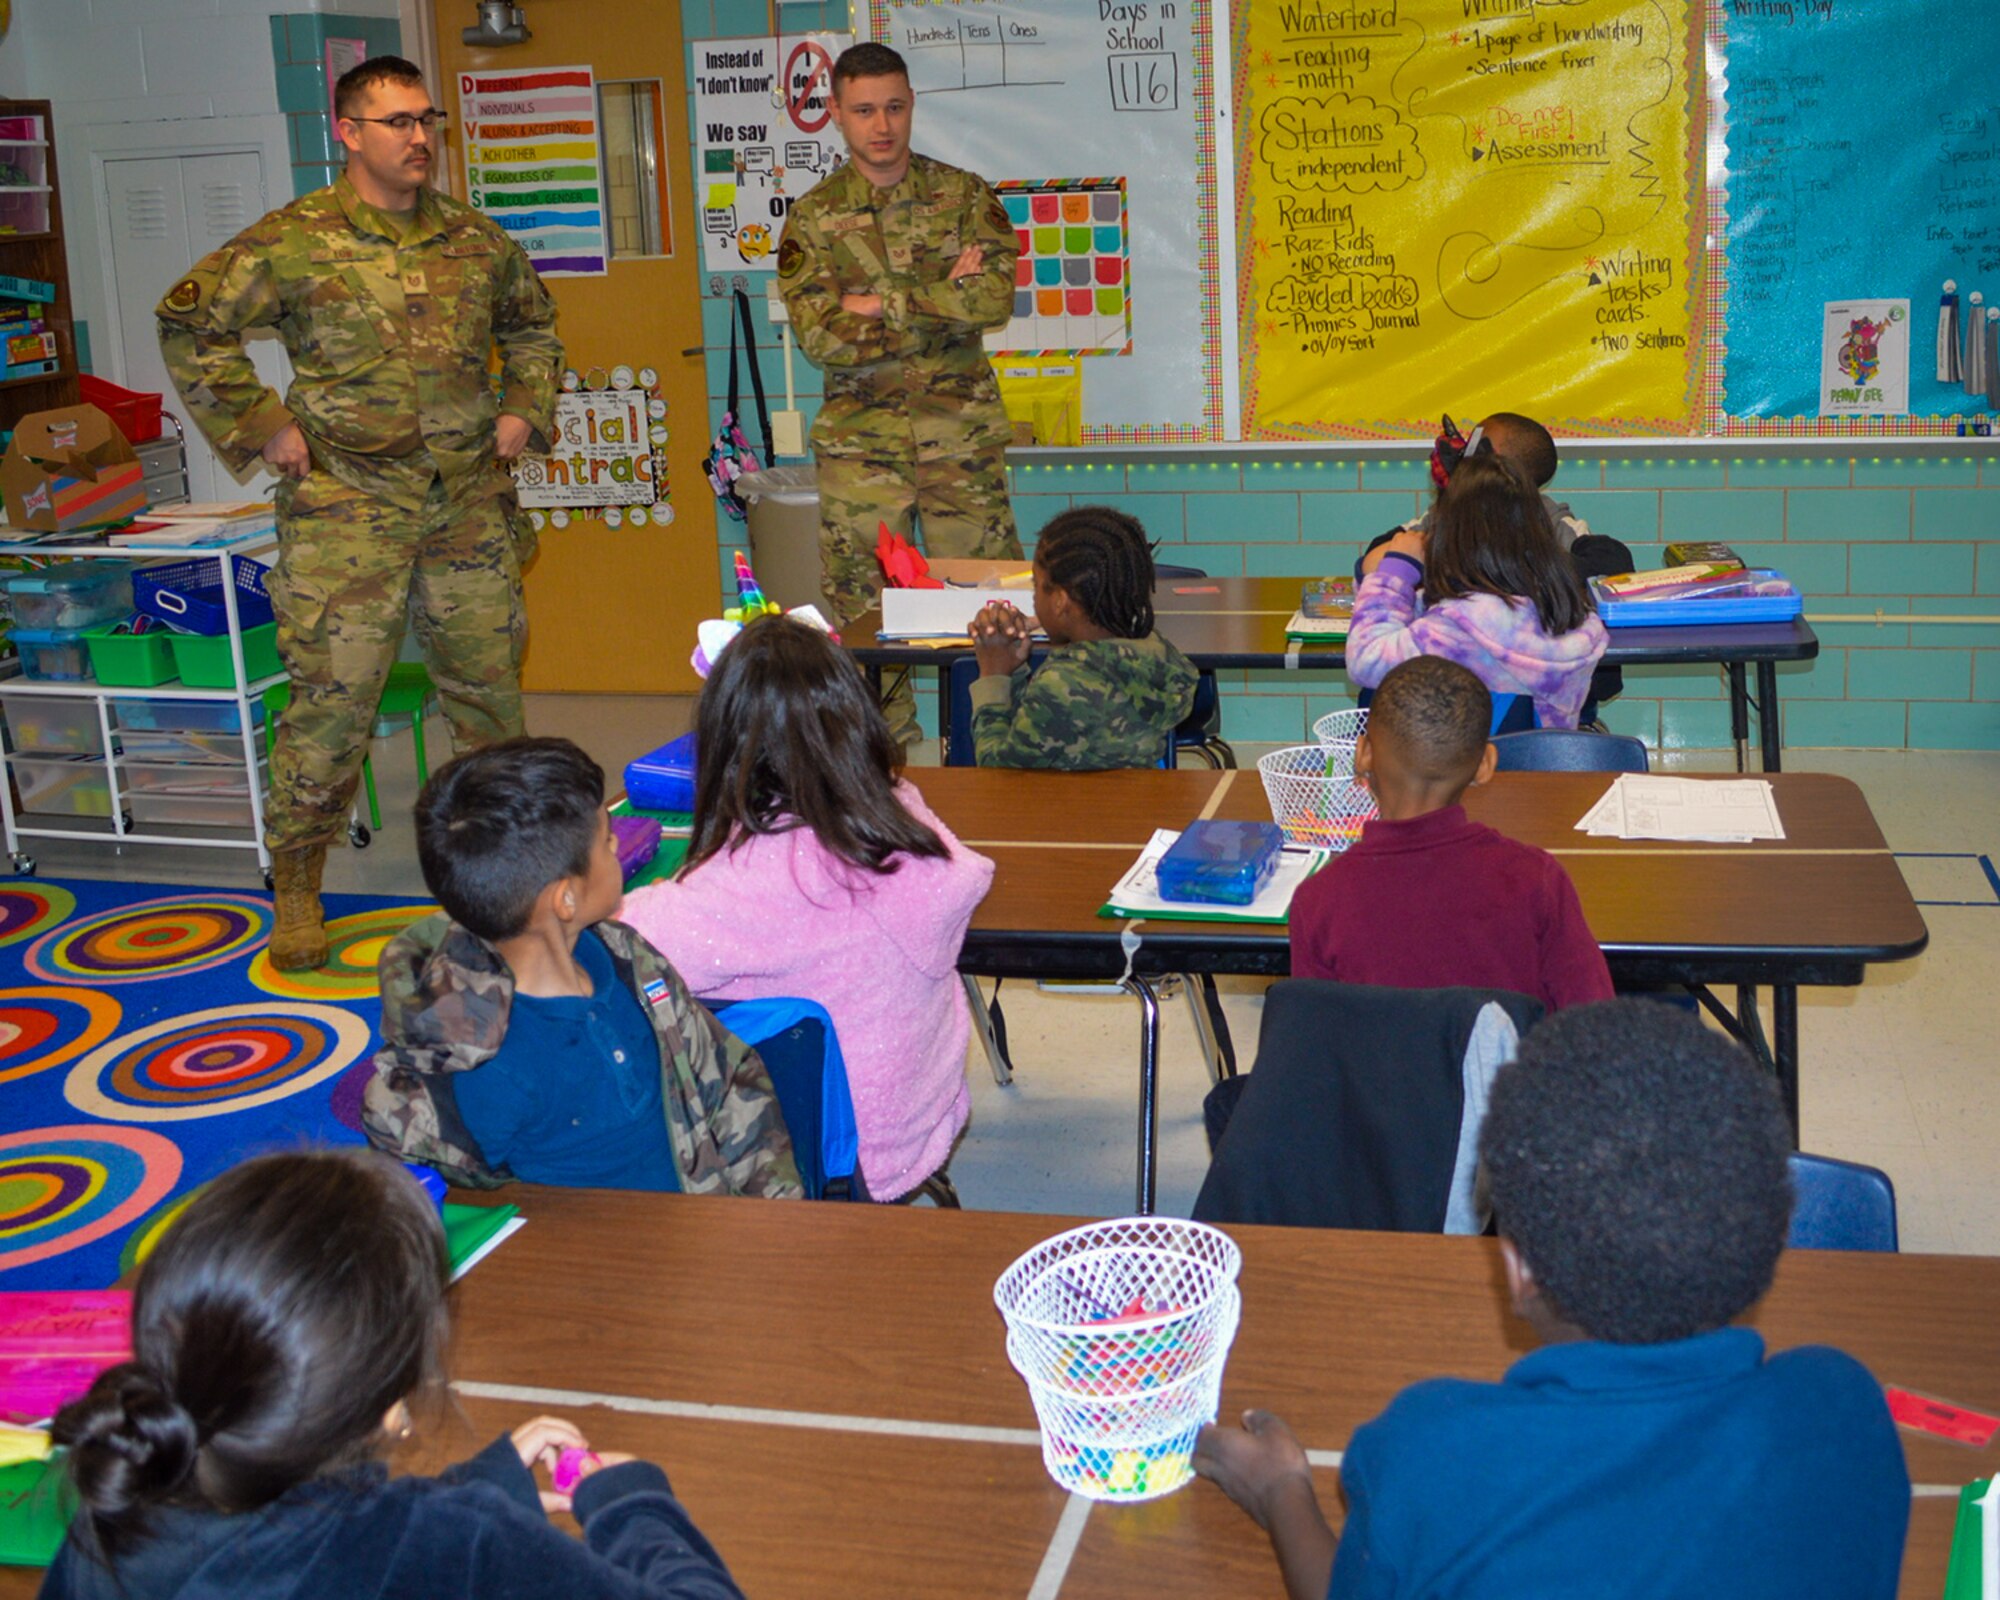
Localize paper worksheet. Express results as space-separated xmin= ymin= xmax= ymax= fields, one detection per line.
xmin=1575 ymin=776 xmax=1786 ymax=843
xmin=1103 ymin=828 xmax=1328 ymax=923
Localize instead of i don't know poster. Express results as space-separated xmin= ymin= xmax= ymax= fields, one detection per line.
xmin=459 ymin=65 xmax=609 ymax=276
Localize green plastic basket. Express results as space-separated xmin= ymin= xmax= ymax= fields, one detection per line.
xmin=168 ymin=622 xmax=281 ymax=688
xmin=84 ymin=622 xmax=179 ymax=687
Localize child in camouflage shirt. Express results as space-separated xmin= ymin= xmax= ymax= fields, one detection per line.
xmin=362 ymin=738 xmax=801 ymax=1198
xmin=968 ymin=506 xmax=1197 ymax=770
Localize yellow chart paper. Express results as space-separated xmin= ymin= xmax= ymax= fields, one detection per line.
xmin=1238 ymin=0 xmax=1701 ymax=438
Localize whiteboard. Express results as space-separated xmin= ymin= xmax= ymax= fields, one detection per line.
xmin=865 ymin=0 xmax=1219 ymax=440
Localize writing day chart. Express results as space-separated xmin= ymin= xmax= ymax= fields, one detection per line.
xmin=1237 ymin=0 xmax=1701 ymax=439
xmin=1722 ymin=0 xmax=2000 ymax=422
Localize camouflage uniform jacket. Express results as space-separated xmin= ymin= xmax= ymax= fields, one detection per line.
xmin=364 ymin=911 xmax=803 ymax=1198
xmin=969 ymin=633 xmax=1199 ymax=771
xmin=778 ymin=153 xmax=1016 ymax=460
xmin=157 ymin=172 xmax=562 ymax=514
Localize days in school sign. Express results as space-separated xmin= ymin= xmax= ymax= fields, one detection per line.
xmin=459 ymin=65 xmax=610 ymax=277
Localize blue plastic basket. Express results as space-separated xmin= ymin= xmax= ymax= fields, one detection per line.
xmin=132 ymin=558 xmax=275 ymax=636
xmin=625 ymin=731 xmax=697 ymax=813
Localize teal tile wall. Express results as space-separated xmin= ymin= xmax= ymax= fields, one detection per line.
xmin=268 ymin=14 xmax=401 ymax=198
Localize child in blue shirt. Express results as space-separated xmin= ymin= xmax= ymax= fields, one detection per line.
xmin=1194 ymin=1001 xmax=1909 ymax=1600
xmin=364 ymin=737 xmax=801 ymax=1198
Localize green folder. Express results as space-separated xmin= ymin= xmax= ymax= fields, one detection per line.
xmin=0 ymin=1458 xmax=73 ymax=1568
xmin=442 ymin=1202 xmax=522 ymax=1280
xmin=1943 ymin=1477 xmax=1993 ymax=1600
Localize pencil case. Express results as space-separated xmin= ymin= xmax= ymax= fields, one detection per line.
xmin=1155 ymin=820 xmax=1285 ymax=906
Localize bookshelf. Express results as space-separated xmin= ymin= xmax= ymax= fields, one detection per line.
xmin=0 ymin=99 xmax=79 ymax=428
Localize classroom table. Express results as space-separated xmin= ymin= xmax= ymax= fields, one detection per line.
xmin=921 ymin=767 xmax=1927 ymax=1212
xmin=849 ymin=576 xmax=1821 ymax=772
xmin=2 ymin=1191 xmax=1966 ymax=1600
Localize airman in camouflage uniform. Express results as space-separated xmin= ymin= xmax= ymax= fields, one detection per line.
xmin=779 ymin=43 xmax=1023 ymax=743
xmin=364 ymin=911 xmax=803 ymax=1198
xmin=970 ymin=635 xmax=1198 ymax=770
xmin=157 ymin=57 xmax=560 ymax=971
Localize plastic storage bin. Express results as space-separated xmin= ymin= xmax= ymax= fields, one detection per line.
xmin=84 ymin=622 xmax=178 ymax=687
xmin=11 ymin=625 xmax=95 ymax=682
xmin=13 ymin=755 xmax=113 ymax=818
xmin=118 ymin=757 xmax=266 ymax=796
xmin=114 ymin=727 xmax=252 ymax=763
xmin=1589 ymin=570 xmax=1803 ymax=629
xmin=78 ymin=374 xmax=165 ymax=445
xmin=625 ymin=731 xmax=697 ymax=813
xmin=128 ymin=792 xmax=259 ymax=830
xmin=133 ymin=559 xmax=274 ymax=635
xmin=0 ymin=692 xmax=109 ymax=756
xmin=111 ymin=697 xmax=266 ymax=734
xmin=1155 ymin=820 xmax=1285 ymax=906
xmin=168 ymin=622 xmax=281 ymax=688
xmin=3 ymin=562 xmax=135 ymax=630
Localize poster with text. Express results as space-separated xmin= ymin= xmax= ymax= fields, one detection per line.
xmin=1237 ymin=0 xmax=1701 ymax=439
xmin=459 ymin=65 xmax=609 ymax=276
xmin=513 ymin=391 xmax=658 ymax=507
xmin=692 ymin=33 xmax=852 ymax=275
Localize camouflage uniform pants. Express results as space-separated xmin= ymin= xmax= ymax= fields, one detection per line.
xmin=264 ymin=474 xmax=528 ymax=852
xmin=816 ymin=442 xmax=1021 ymax=743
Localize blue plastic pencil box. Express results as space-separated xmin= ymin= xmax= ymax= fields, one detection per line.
xmin=1155 ymin=820 xmax=1285 ymax=906
xmin=624 ymin=731 xmax=697 ymax=813
xmin=1590 ymin=569 xmax=1801 ymax=628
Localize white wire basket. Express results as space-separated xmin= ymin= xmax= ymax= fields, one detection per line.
xmin=1257 ymin=745 xmax=1378 ymax=852
xmin=1311 ymin=705 xmax=1369 ymax=762
xmin=994 ymin=1218 xmax=1244 ymax=1502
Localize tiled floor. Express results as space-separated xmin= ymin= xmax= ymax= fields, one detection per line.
xmin=17 ymin=698 xmax=1995 ymax=1255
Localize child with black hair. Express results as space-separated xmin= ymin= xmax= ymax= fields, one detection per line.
xmin=1348 ymin=454 xmax=1609 ymax=729
xmin=42 ymin=1149 xmax=746 ymax=1600
xmin=1194 ymin=1000 xmax=1910 ymax=1600
xmin=365 ymin=737 xmax=802 ymax=1198
xmin=1289 ymin=655 xmax=1612 ymax=1011
xmin=966 ymin=504 xmax=1197 ymax=769
xmin=622 ymin=618 xmax=993 ymax=1202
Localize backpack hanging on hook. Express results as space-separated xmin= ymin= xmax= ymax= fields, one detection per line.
xmin=703 ymin=289 xmax=775 ymax=521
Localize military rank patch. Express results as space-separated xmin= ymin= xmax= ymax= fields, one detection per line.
xmin=163 ymin=277 xmax=203 ymax=315
xmin=986 ymin=199 xmax=1009 ymax=235
xmin=777 ymin=236 xmax=804 ymax=278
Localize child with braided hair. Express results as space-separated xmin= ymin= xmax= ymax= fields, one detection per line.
xmin=967 ymin=505 xmax=1197 ymax=769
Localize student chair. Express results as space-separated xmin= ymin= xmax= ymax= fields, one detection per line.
xmin=1492 ymin=727 xmax=1649 ymax=773
xmin=263 ymin=661 xmax=437 ymax=843
xmin=708 ymin=997 xmax=865 ymax=1201
xmin=1192 ymin=980 xmax=1544 ymax=1232
xmin=1153 ymin=562 xmax=1236 ymax=770
xmin=1787 ymin=1151 xmax=1899 ymax=1252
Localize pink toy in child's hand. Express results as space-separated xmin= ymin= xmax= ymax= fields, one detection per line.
xmin=552 ymin=1446 xmax=600 ymax=1495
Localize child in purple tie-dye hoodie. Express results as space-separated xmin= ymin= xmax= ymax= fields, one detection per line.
xmin=1347 ymin=454 xmax=1609 ymax=730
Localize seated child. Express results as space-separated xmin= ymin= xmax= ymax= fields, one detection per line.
xmin=1289 ymin=655 xmax=1613 ymax=1012
xmin=1348 ymin=453 xmax=1609 ymax=730
xmin=622 ymin=618 xmax=994 ymax=1202
xmin=365 ymin=737 xmax=802 ymax=1198
xmin=1194 ymin=1000 xmax=1910 ymax=1600
xmin=45 ymin=1149 xmax=747 ymax=1600
xmin=967 ymin=505 xmax=1197 ymax=769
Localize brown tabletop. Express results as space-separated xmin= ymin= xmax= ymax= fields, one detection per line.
xmin=9 ymin=1191 xmax=1966 ymax=1600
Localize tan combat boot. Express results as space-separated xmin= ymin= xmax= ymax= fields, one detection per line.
xmin=268 ymin=844 xmax=330 ymax=971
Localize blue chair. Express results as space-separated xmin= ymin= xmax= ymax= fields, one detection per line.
xmin=708 ymin=997 xmax=863 ymax=1201
xmin=1492 ymin=728 xmax=1649 ymax=773
xmin=1787 ymin=1151 xmax=1898 ymax=1252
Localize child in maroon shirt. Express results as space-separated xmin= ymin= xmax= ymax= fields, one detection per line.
xmin=1288 ymin=656 xmax=1612 ymax=1012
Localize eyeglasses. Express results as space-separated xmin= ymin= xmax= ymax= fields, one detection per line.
xmin=346 ymin=111 xmax=448 ymax=134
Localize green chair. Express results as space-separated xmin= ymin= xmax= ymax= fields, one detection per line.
xmin=262 ymin=661 xmax=437 ymax=846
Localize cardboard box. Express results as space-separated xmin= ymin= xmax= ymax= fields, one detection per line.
xmin=0 ymin=405 xmax=149 ymax=534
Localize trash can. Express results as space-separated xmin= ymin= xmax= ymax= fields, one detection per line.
xmin=735 ymin=465 xmax=824 ymax=613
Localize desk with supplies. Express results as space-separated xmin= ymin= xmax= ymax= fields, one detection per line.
xmin=920 ymin=768 xmax=1926 ymax=1211
xmin=6 ymin=1193 xmax=1974 ymax=1599
xmin=849 ymin=577 xmax=1820 ymax=773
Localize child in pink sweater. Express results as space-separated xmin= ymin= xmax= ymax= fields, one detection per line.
xmin=621 ymin=617 xmax=994 ymax=1201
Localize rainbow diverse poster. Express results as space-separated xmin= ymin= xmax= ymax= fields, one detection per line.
xmin=458 ymin=65 xmax=609 ymax=277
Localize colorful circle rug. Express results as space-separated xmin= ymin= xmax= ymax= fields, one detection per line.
xmin=0 ymin=1125 xmax=182 ymax=1273
xmin=0 ymin=986 xmax=122 ymax=1087
xmin=64 ymin=1003 xmax=373 ymax=1124
xmin=247 ymin=904 xmax=434 ymax=1000
xmin=24 ymin=894 xmax=271 ymax=986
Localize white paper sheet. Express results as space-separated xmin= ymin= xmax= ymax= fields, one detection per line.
xmin=1574 ymin=776 xmax=1786 ymax=843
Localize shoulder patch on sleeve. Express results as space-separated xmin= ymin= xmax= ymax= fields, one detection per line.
xmin=985 ymin=199 xmax=1010 ymax=234
xmin=778 ymin=236 xmax=805 ymax=278
xmin=163 ymin=277 xmax=203 ymax=315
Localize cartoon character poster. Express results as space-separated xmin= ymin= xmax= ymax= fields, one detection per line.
xmin=1820 ymin=299 xmax=1910 ymax=416
xmin=691 ymin=33 xmax=851 ymax=275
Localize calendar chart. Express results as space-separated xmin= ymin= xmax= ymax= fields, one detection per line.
xmin=991 ymin=178 xmax=1132 ymax=357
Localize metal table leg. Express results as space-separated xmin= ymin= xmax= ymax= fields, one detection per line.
xmin=1727 ymin=663 xmax=1750 ymax=774
xmin=1123 ymin=974 xmax=1162 ymax=1215
xmin=1756 ymin=659 xmax=1783 ymax=772
xmin=1772 ymin=984 xmax=1799 ymax=1144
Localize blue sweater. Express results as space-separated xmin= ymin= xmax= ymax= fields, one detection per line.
xmin=39 ymin=1434 xmax=742 ymax=1600
xmin=1328 ymin=1328 xmax=1907 ymax=1599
